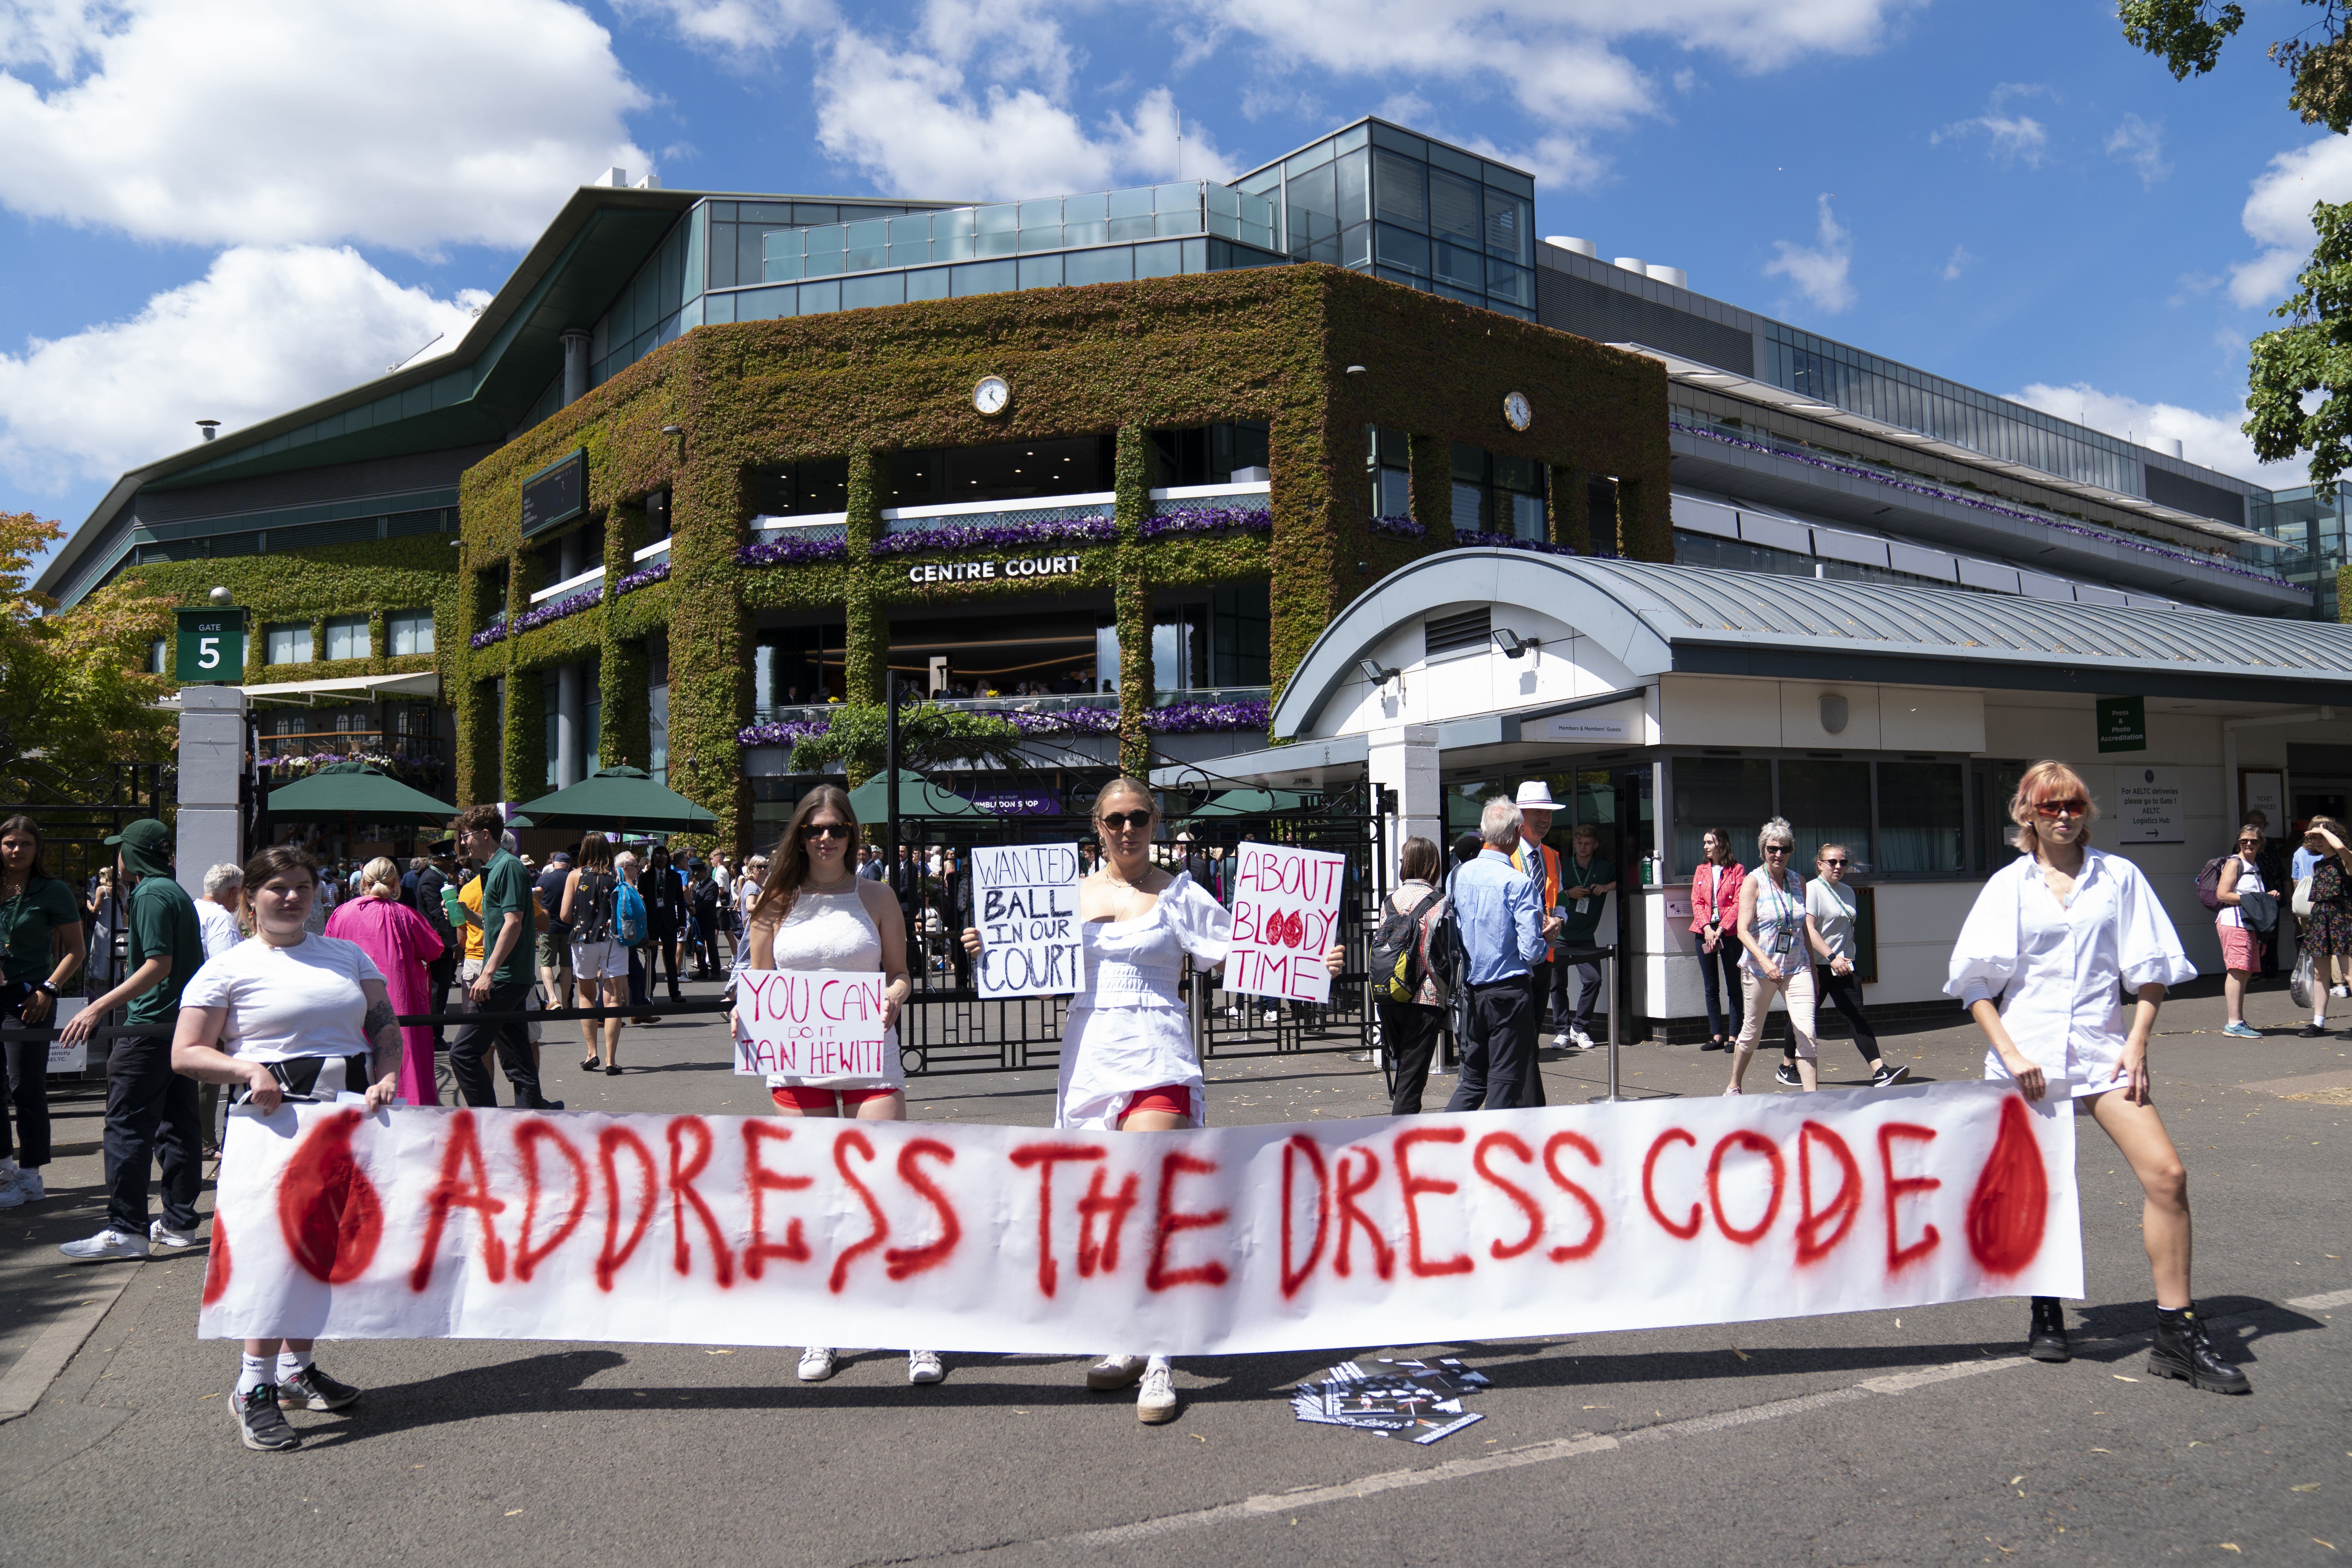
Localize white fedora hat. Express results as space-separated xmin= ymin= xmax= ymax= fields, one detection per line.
xmin=1513 ymin=780 xmax=1560 ymax=810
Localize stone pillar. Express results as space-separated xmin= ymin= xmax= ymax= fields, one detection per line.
xmin=176 ymin=685 xmax=248 ymax=901
xmin=1367 ymin=723 xmax=1441 ymax=878
xmin=561 ymin=330 xmax=591 ymax=406
xmin=556 ymin=663 xmax=584 ymax=786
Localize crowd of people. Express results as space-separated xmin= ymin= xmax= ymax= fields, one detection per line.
xmin=0 ymin=757 xmax=2264 ymax=1452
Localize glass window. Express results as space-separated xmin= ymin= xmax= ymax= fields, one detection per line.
xmin=1373 ymin=150 xmax=1425 ymax=226
xmin=952 ymin=259 xmax=1016 ymax=296
xmin=1428 ymin=169 xmax=1480 ymax=241
xmin=1487 ymin=258 xmax=1533 ymax=305
xmin=1433 ymin=239 xmax=1482 ymax=289
xmin=1451 ymin=482 xmax=1484 ymax=532
xmin=1334 ymin=122 xmax=1370 ymax=153
xmin=1108 ymin=185 xmax=1154 ymax=219
xmin=739 ymin=284 xmax=795 ymax=320
xmin=886 ymin=213 xmax=931 ymax=248
xmin=265 ymin=623 xmax=313 ymax=665
xmin=1483 ymin=190 xmax=1531 ymax=263
xmin=704 ymin=289 xmax=737 ymax=324
xmin=1236 ymin=168 xmax=1281 ymax=197
xmin=1063 ymin=217 xmax=1106 ymax=248
xmin=388 ymin=610 xmax=435 ymax=657
xmin=323 ymin=615 xmax=368 ymax=661
xmin=1511 ymin=493 xmax=1546 ymax=540
xmin=1880 ymin=761 xmax=1964 ymax=874
xmin=799 ymin=280 xmax=840 ymax=314
xmin=1335 ymin=149 xmax=1369 ymax=225
xmin=907 ymin=266 xmax=951 ymax=302
xmin=1156 ymin=205 xmax=1202 ymax=238
xmin=1066 ymin=246 xmax=1133 ymax=287
xmin=1134 ymin=240 xmax=1184 ymax=279
xmin=973 ymin=203 xmax=1018 ymax=257
xmin=148 ymin=638 xmax=166 ymax=674
xmin=1671 ymin=758 xmax=1773 ymax=875
xmin=1154 ymin=183 xmax=1197 ymax=214
xmin=1018 ymin=254 xmax=1064 ymax=289
xmin=844 ymin=218 xmax=886 ymax=271
xmin=1369 ymin=121 xmax=1427 ymax=157
xmin=843 ymin=271 xmax=904 ymax=310
xmin=1181 ymin=236 xmax=1207 ymax=271
xmin=791 ymin=203 xmax=837 ymax=225
xmin=1779 ymin=761 xmax=1872 ymax=871
xmin=1377 ymin=467 xmax=1410 ymax=518
xmin=708 ymin=222 xmax=737 ymax=288
xmin=1374 ymin=222 xmax=1428 ymax=274
xmin=1341 ymin=221 xmax=1371 ymax=268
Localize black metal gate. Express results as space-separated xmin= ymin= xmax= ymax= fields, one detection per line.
xmin=882 ymin=777 xmax=1388 ymax=1078
xmin=0 ymin=760 xmax=173 ymax=887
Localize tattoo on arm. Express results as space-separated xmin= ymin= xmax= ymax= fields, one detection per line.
xmin=363 ymin=995 xmax=400 ymax=1068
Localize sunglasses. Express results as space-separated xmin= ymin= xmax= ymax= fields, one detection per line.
xmin=2237 ymin=838 xmax=2262 ymax=846
xmin=800 ymin=823 xmax=852 ymax=841
xmin=1099 ymin=810 xmax=1153 ymax=831
xmin=1763 ymin=844 xmax=1792 ymax=854
xmin=1822 ymin=858 xmax=1848 ymax=867
xmin=2030 ymin=798 xmax=2089 ymax=819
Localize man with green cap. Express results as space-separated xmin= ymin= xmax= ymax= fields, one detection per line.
xmin=56 ymin=819 xmax=205 ymax=1262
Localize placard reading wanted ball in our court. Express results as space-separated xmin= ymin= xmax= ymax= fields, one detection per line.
xmin=1227 ymin=842 xmax=1346 ymax=1004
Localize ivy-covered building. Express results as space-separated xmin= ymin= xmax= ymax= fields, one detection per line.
xmin=36 ymin=112 xmax=2319 ymax=853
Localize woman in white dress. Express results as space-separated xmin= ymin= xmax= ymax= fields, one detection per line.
xmin=962 ymin=777 xmax=1342 ymax=1425
xmin=1945 ymin=760 xmax=2247 ymax=1392
xmin=733 ymin=786 xmax=940 ymax=1388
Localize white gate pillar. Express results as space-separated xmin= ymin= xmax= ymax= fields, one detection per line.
xmin=1367 ymin=723 xmax=1441 ymax=877
xmin=176 ymin=685 xmax=248 ymax=900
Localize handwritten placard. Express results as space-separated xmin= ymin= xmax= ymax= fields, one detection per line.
xmin=734 ymin=969 xmax=891 ymax=1078
xmin=971 ymin=843 xmax=1083 ymax=998
xmin=1227 ymin=843 xmax=1345 ymax=1004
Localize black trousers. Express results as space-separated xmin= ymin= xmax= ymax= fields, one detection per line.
xmin=1377 ymin=998 xmax=1444 ymax=1116
xmin=103 ymin=1030 xmax=201 ymax=1234
xmin=2 ymin=1034 xmax=52 ymax=1168
xmin=425 ymin=948 xmax=459 ymax=1047
xmin=451 ymin=980 xmax=544 ymax=1108
xmin=1446 ymin=980 xmax=1536 ymax=1112
xmin=649 ymin=926 xmax=685 ymax=999
xmin=1788 ymin=968 xmax=1879 ymax=1067
xmin=1696 ymin=938 xmax=1741 ymax=1039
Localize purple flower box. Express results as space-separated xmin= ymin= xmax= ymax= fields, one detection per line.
xmin=1143 ymin=699 xmax=1271 ymax=734
xmin=470 ymin=622 xmax=507 ymax=649
xmin=1139 ymin=507 xmax=1272 ymax=540
xmin=506 ymin=585 xmax=604 ymax=637
xmin=737 ymin=716 xmax=838 ymax=746
xmin=1452 ymin=530 xmax=1578 ymax=558
xmin=737 ymin=535 xmax=850 ymax=568
xmin=870 ymin=516 xmax=1116 ymax=558
xmin=1371 ymin=515 xmax=1426 ymax=540
xmin=616 ymin=561 xmax=669 ymax=595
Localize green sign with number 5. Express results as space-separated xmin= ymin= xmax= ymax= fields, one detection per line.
xmin=174 ymin=607 xmax=245 ymax=684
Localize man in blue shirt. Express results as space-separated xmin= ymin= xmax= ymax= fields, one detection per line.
xmin=1445 ymin=798 xmax=1554 ymax=1112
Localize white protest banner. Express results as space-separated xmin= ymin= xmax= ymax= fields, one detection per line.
xmin=198 ymin=1080 xmax=2079 ymax=1355
xmin=731 ymin=969 xmax=889 ymax=1078
xmin=1227 ymin=842 xmax=1346 ymax=1004
xmin=970 ymin=843 xmax=1082 ymax=999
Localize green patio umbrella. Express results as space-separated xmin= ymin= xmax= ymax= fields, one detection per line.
xmin=1180 ymin=787 xmax=1311 ymax=820
xmin=514 ymin=765 xmax=718 ymax=833
xmin=844 ymin=769 xmax=995 ymax=820
xmin=267 ymin=761 xmax=456 ymax=828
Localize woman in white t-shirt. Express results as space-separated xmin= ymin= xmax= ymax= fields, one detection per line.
xmin=170 ymin=844 xmax=402 ymax=1455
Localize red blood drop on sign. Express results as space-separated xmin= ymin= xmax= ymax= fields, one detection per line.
xmin=1964 ymin=1095 xmax=2049 ymax=1275
xmin=201 ymin=1211 xmax=231 ymax=1305
xmin=277 ymin=1108 xmax=384 ymax=1285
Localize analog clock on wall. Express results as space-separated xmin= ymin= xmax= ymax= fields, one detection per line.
xmin=973 ymin=376 xmax=1010 ymax=415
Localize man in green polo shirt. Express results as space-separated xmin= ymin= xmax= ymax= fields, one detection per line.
xmin=449 ymin=805 xmax=560 ymax=1111
xmin=58 ymin=819 xmax=206 ymax=1262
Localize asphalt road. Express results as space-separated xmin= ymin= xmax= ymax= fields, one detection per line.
xmin=2 ymin=974 xmax=2346 ymax=1568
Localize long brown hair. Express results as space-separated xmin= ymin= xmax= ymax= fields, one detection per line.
xmin=574 ymin=834 xmax=614 ymax=872
xmin=747 ymin=785 xmax=856 ymax=936
xmin=0 ymin=814 xmax=46 ymax=880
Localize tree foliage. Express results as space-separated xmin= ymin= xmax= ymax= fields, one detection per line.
xmin=0 ymin=513 xmax=177 ymax=788
xmin=785 ymin=700 xmax=1026 ymax=785
xmin=2248 ymin=201 xmax=2352 ymax=485
xmin=2122 ymin=0 xmax=2352 ymax=131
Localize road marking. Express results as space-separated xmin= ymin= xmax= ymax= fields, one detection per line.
xmin=0 ymin=1270 xmax=138 ymax=1424
xmin=2288 ymin=1289 xmax=2352 ymax=1311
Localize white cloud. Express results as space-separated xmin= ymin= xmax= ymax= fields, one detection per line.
xmin=2009 ymin=382 xmax=2295 ymax=486
xmin=1939 ymin=244 xmax=1972 ymax=281
xmin=613 ymin=0 xmax=835 ymax=51
xmin=2104 ymin=113 xmax=2170 ymax=187
xmin=1931 ymin=84 xmax=2051 ymax=168
xmin=814 ymin=29 xmax=1227 ymax=199
xmin=2231 ymin=133 xmax=2352 ymax=307
xmin=0 ymin=247 xmax=490 ymax=493
xmin=1764 ymin=194 xmax=1855 ymax=314
xmin=0 ymin=0 xmax=650 ymax=252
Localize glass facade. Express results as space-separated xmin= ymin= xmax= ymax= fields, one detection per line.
xmin=1668 ymin=755 xmax=1966 ymax=880
xmin=2252 ymin=482 xmax=2347 ymax=621
xmin=1450 ymin=443 xmax=1547 ymax=537
xmin=323 ymin=614 xmax=368 ymax=661
xmin=1234 ymin=119 xmax=1535 ymax=323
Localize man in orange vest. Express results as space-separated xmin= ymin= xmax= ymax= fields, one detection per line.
xmin=1512 ymin=781 xmax=1567 ymax=1104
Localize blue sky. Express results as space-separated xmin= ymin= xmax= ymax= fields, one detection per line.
xmin=0 ymin=0 xmax=2334 ymax=577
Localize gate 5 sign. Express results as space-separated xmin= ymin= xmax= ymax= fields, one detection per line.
xmin=174 ymin=607 xmax=246 ymax=684
xmin=197 ymin=1080 xmax=2079 ymax=1354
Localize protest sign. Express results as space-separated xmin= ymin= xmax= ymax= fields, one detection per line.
xmin=1227 ymin=842 xmax=1346 ymax=1003
xmin=970 ymin=843 xmax=1082 ymax=999
xmin=45 ymin=999 xmax=88 ymax=1075
xmin=733 ymin=969 xmax=890 ymax=1079
xmin=199 ymin=1080 xmax=2079 ymax=1355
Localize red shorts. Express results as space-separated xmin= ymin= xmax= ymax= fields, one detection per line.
xmin=1119 ymin=1083 xmax=1192 ymax=1123
xmin=2217 ymin=925 xmax=2261 ymax=973
xmin=770 ymin=1085 xmax=897 ymax=1113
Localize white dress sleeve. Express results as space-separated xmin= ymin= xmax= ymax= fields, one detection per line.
xmin=2106 ymin=851 xmax=2200 ymax=991
xmin=1162 ymin=872 xmax=1233 ymax=965
xmin=1945 ymin=858 xmax=2024 ymax=1008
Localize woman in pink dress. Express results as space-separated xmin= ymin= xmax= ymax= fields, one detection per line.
xmin=324 ymin=856 xmax=445 ymax=1104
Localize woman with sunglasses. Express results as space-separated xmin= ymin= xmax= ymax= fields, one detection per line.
xmin=2215 ymin=825 xmax=2270 ymax=1039
xmin=1775 ymin=843 xmax=1905 ymax=1089
xmin=1946 ymin=761 xmax=2246 ymax=1392
xmin=1724 ymin=818 xmax=1836 ymax=1095
xmin=733 ymin=786 xmax=940 ymax=1388
xmin=961 ymin=776 xmax=1343 ymax=1425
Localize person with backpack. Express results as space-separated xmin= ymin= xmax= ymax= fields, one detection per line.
xmin=1371 ymin=837 xmax=1450 ymax=1114
xmin=560 ymin=835 xmax=628 ymax=1074
xmin=2212 ymin=824 xmax=2272 ymax=1039
xmin=614 ymin=851 xmax=657 ymax=1025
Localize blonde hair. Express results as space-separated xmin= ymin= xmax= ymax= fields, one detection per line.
xmin=359 ymin=856 xmax=402 ymax=898
xmin=2009 ymin=760 xmax=2097 ymax=854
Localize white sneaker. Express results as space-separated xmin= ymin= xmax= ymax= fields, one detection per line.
xmin=0 ymin=1182 xmax=20 ymax=1209
xmin=13 ymin=1168 xmax=43 ymax=1202
xmin=1571 ymin=1028 xmax=1595 ymax=1050
xmin=59 ymin=1228 xmax=148 ymax=1262
xmin=2332 ymin=985 xmax=2349 ymax=999
xmin=796 ymin=1346 xmax=838 ymax=1382
xmin=1086 ymin=1353 xmax=1147 ymax=1391
xmin=907 ymin=1350 xmax=944 ymax=1385
xmin=149 ymin=1220 xmax=200 ymax=1251
xmin=1136 ymin=1364 xmax=1177 ymax=1424
xmin=1549 ymin=1032 xmax=1571 ymax=1051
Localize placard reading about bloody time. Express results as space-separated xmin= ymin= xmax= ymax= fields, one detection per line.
xmin=970 ymin=843 xmax=1083 ymax=999
xmin=734 ymin=969 xmax=890 ymax=1079
xmin=1228 ymin=842 xmax=1346 ymax=1004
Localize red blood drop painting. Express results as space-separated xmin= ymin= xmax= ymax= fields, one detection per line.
xmin=1964 ymin=1095 xmax=2049 ymax=1276
xmin=201 ymin=1212 xmax=231 ymax=1306
xmin=276 ymin=1108 xmax=385 ymax=1285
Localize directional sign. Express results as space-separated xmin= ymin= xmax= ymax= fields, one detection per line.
xmin=174 ymin=607 xmax=246 ymax=684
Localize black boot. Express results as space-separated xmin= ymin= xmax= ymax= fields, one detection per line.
xmin=2147 ymin=1306 xmax=2251 ymax=1394
xmin=2026 ymin=1296 xmax=2070 ymax=1363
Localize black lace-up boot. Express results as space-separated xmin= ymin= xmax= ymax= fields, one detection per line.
xmin=2147 ymin=1305 xmax=2251 ymax=1394
xmin=2026 ymin=1296 xmax=2070 ymax=1363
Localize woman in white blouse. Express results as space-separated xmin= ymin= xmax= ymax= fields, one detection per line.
xmin=1945 ymin=761 xmax=2247 ymax=1394
xmin=963 ymin=777 xmax=1341 ymax=1426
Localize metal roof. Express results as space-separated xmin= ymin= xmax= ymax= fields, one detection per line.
xmin=1273 ymin=550 xmax=2352 ymax=738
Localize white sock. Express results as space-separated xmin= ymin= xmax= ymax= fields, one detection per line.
xmin=2317 ymin=1014 xmax=2329 ymax=1027
xmin=1145 ymin=1354 xmax=1172 ymax=1373
xmin=237 ymin=1354 xmax=274 ymax=1395
xmin=277 ymin=1348 xmax=312 ymax=1382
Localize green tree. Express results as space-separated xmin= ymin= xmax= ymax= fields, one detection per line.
xmin=0 ymin=512 xmax=176 ymax=788
xmin=786 ymin=700 xmax=1027 ymax=785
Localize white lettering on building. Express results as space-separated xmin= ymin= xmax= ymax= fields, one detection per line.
xmin=906 ymin=555 xmax=1084 ymax=586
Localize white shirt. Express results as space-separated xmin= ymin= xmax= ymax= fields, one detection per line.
xmin=1057 ymin=872 xmax=1230 ymax=1129
xmin=196 ymin=900 xmax=242 ymax=961
xmin=180 ymin=932 xmax=384 ymax=1063
xmin=1945 ymin=847 xmax=2196 ymax=1098
xmin=1806 ymin=878 xmax=1857 ymax=964
xmin=2217 ymin=854 xmax=2265 ymax=931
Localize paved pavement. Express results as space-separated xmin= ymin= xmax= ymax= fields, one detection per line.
xmin=2 ymin=973 xmax=2347 ymax=1567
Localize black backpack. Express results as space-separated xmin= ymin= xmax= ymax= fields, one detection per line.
xmin=1370 ymin=886 xmax=1444 ymax=1003
xmin=1426 ymin=866 xmax=1468 ymax=1000
xmin=571 ymin=871 xmax=616 ymax=942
